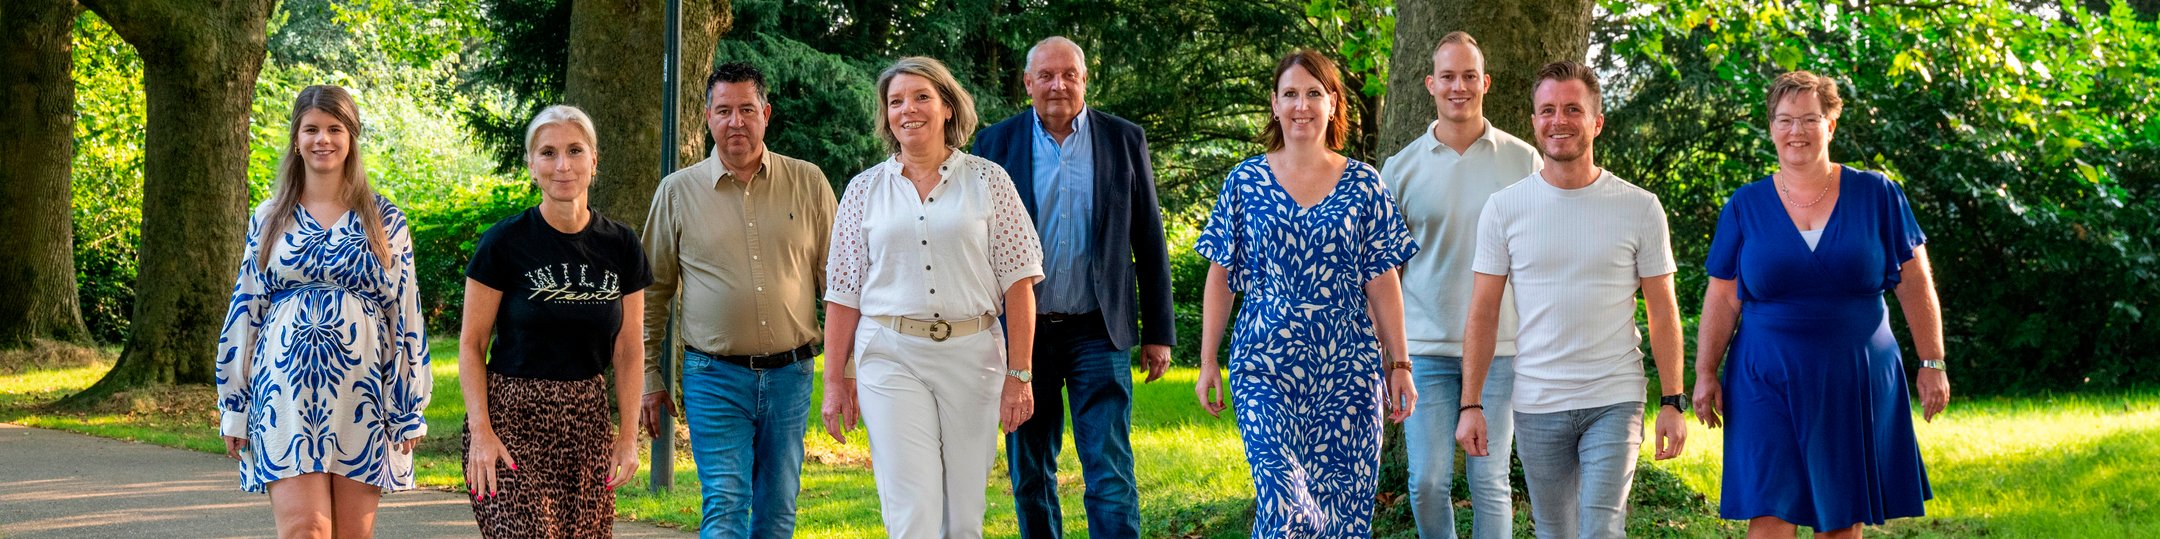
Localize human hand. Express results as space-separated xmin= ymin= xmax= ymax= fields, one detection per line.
xmin=640 ymin=390 xmax=675 ymax=438
xmin=464 ymin=430 xmax=516 ymax=502
xmin=1384 ymin=368 xmax=1416 ymax=423
xmin=1195 ymin=362 xmax=1227 ymax=417
xmin=1140 ymin=344 xmax=1172 ymax=383
xmin=395 ymin=436 xmax=421 ymax=455
xmin=604 ymin=437 xmax=638 ymax=490
xmin=1654 ymin=408 xmax=1687 ymax=460
xmin=1692 ymin=378 xmax=1724 ymax=429
xmin=821 ymin=377 xmax=859 ymax=443
xmin=1916 ymin=366 xmax=1950 ymax=422
xmin=999 ymin=376 xmax=1035 ymax=433
xmin=223 ymin=436 xmax=248 ymax=461
xmin=1455 ymin=408 xmax=1489 ymax=457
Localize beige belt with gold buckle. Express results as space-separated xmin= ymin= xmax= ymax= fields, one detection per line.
xmin=870 ymin=314 xmax=994 ymax=342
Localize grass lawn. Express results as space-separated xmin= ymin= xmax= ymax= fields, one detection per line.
xmin=5 ymin=339 xmax=2155 ymax=537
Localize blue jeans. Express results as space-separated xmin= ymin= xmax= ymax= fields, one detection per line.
xmin=1005 ymin=315 xmax=1140 ymax=539
xmin=681 ymin=349 xmax=814 ymax=539
xmin=1513 ymin=401 xmax=1644 ymax=539
xmin=1405 ymin=355 xmax=1517 ymax=539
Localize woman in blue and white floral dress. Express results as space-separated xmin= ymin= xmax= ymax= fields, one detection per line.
xmin=1194 ymin=50 xmax=1419 ymax=538
xmin=215 ymin=85 xmax=431 ymax=538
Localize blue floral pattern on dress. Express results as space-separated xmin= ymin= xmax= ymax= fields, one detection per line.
xmin=216 ymin=194 xmax=431 ymax=493
xmin=1195 ymin=156 xmax=1418 ymax=538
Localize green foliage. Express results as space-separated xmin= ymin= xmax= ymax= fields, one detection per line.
xmin=70 ymin=14 xmax=145 ymax=345
xmin=461 ymin=0 xmax=572 ymax=172
xmin=405 ymin=181 xmax=538 ymax=332
xmin=1596 ymin=0 xmax=2160 ymax=393
xmin=712 ymin=34 xmax=886 ymax=189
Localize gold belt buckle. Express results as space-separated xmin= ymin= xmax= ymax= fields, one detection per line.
xmin=928 ymin=320 xmax=953 ymax=342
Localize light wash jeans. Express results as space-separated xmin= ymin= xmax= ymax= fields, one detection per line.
xmin=1513 ymin=401 xmax=1643 ymax=539
xmin=1404 ymin=355 xmax=1517 ymax=539
xmin=681 ymin=349 xmax=814 ymax=539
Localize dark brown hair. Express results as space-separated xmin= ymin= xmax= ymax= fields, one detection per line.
xmin=1533 ymin=60 xmax=1603 ymax=114
xmin=1260 ymin=49 xmax=1352 ymax=152
xmin=1767 ymin=70 xmax=1845 ymax=119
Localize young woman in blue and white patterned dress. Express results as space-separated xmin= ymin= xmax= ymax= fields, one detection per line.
xmin=215 ymin=84 xmax=433 ymax=538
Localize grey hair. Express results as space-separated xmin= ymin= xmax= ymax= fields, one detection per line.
xmin=874 ymin=56 xmax=978 ymax=153
xmin=1024 ymin=36 xmax=1088 ymax=79
xmin=524 ymin=104 xmax=599 ymax=161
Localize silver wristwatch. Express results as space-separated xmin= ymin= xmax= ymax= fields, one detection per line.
xmin=1919 ymin=359 xmax=1947 ymax=371
xmin=1006 ymin=369 xmax=1033 ymax=383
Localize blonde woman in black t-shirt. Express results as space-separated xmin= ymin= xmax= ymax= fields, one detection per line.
xmin=456 ymin=105 xmax=654 ymax=538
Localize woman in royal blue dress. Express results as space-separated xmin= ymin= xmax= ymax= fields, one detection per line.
xmin=1193 ymin=49 xmax=1419 ymax=538
xmin=1691 ymin=71 xmax=1952 ymax=538
xmin=215 ymin=85 xmax=432 ymax=538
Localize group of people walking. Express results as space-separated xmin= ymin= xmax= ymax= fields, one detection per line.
xmin=214 ymin=31 xmax=1951 ymax=539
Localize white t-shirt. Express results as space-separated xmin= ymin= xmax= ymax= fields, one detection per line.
xmin=1472 ymin=170 xmax=1676 ymax=414
xmin=1380 ymin=120 xmax=1541 ymax=357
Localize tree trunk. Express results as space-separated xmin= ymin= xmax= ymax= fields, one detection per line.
xmin=0 ymin=0 xmax=92 ymax=348
xmin=67 ymin=0 xmax=275 ymax=402
xmin=565 ymin=0 xmax=731 ymax=234
xmin=1379 ymin=0 xmax=1596 ymax=154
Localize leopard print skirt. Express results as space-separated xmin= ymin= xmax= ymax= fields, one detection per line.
xmin=463 ymin=371 xmax=613 ymax=538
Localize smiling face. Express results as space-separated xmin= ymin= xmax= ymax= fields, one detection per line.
xmin=295 ymin=109 xmax=351 ymax=178
xmin=706 ymin=81 xmax=770 ymax=162
xmin=1425 ymin=42 xmax=1488 ymax=125
xmin=528 ymin=123 xmax=597 ymax=204
xmin=1272 ymin=64 xmax=1335 ymax=147
xmin=1770 ymin=91 xmax=1837 ymax=169
xmin=884 ymin=73 xmax=952 ymax=155
xmin=1531 ymin=78 xmax=1604 ymax=163
xmin=1024 ymin=42 xmax=1088 ymax=129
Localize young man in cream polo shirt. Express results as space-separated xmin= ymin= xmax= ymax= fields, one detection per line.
xmin=1454 ymin=61 xmax=1689 ymax=539
xmin=1379 ymin=31 xmax=1540 ymax=539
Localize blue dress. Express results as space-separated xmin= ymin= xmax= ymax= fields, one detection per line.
xmin=1706 ymin=166 xmax=1932 ymax=529
xmin=215 ymin=195 xmax=432 ymax=493
xmin=1196 ymin=156 xmax=1417 ymax=538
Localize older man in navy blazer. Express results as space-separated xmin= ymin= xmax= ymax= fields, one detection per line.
xmin=971 ymin=36 xmax=1176 ymax=539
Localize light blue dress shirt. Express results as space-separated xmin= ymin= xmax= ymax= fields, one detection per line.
xmin=1031 ymin=108 xmax=1098 ymax=314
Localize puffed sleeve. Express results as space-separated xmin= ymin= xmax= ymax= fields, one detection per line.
xmin=216 ymin=213 xmax=273 ymax=439
xmin=1194 ymin=159 xmax=1249 ymax=291
xmin=983 ymin=162 xmax=1045 ymax=294
xmin=1705 ymin=186 xmax=1748 ymax=281
xmin=823 ymin=167 xmax=877 ymax=309
xmin=1356 ymin=165 xmax=1419 ymax=284
xmin=380 ymin=201 xmax=432 ymax=443
xmin=1874 ymin=170 xmax=1928 ymax=289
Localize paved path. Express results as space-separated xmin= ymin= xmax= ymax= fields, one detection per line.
xmin=0 ymin=423 xmax=694 ymax=538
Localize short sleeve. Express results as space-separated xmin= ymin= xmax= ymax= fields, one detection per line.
xmin=984 ymin=162 xmax=1045 ymax=292
xmin=1470 ymin=196 xmax=1511 ymax=276
xmin=1875 ymin=171 xmax=1928 ymax=287
xmin=617 ymin=224 xmax=655 ymax=293
xmin=1193 ymin=161 xmax=1248 ymax=286
xmin=1357 ymin=168 xmax=1419 ymax=284
xmin=823 ymin=168 xmax=876 ymax=309
xmin=1705 ymin=189 xmax=1747 ymax=281
xmin=1635 ymin=194 xmax=1679 ymax=278
xmin=464 ymin=212 xmax=517 ymax=292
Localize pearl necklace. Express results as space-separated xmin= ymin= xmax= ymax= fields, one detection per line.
xmin=1778 ymin=172 xmax=1834 ymax=208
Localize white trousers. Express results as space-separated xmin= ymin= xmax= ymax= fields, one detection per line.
xmin=851 ymin=318 xmax=1004 ymax=539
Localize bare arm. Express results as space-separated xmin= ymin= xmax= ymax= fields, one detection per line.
xmin=1365 ymin=268 xmax=1414 ymax=422
xmin=458 ymin=279 xmax=503 ymax=440
xmin=611 ymin=291 xmax=646 ymax=446
xmin=1000 ymin=278 xmax=1039 ymax=432
xmin=1896 ymin=246 xmax=1950 ymax=421
xmin=1459 ymin=272 xmax=1508 ymax=407
xmin=1195 ymin=264 xmax=1236 ymax=416
xmin=1641 ymin=273 xmax=1685 ymax=398
xmin=1692 ymin=277 xmax=1741 ymax=428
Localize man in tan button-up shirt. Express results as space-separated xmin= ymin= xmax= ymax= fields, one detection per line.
xmin=638 ymin=62 xmax=835 ymax=539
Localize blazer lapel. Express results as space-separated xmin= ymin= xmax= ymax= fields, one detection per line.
xmin=1009 ymin=108 xmax=1041 ymax=219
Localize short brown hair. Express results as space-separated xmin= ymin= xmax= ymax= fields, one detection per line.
xmin=1766 ymin=70 xmax=1844 ymax=119
xmin=1260 ymin=49 xmax=1352 ymax=152
xmin=874 ymin=56 xmax=979 ymax=153
xmin=1533 ymin=60 xmax=1602 ymax=113
xmin=1432 ymin=31 xmax=1483 ymax=61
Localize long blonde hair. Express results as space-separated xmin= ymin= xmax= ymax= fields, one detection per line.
xmin=255 ymin=85 xmax=393 ymax=270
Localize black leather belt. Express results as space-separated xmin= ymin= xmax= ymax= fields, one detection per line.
xmin=690 ymin=342 xmax=819 ymax=370
xmin=1040 ymin=311 xmax=1099 ymax=324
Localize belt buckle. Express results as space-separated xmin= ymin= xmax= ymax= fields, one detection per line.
xmin=929 ymin=320 xmax=952 ymax=342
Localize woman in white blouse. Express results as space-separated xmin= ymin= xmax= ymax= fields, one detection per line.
xmin=820 ymin=55 xmax=1046 ymax=538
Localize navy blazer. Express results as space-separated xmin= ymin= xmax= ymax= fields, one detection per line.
xmin=972 ymin=108 xmax=1177 ymax=350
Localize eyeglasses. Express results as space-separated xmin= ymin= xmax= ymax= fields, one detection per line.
xmin=1773 ymin=114 xmax=1828 ymax=130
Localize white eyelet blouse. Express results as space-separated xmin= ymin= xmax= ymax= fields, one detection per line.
xmin=824 ymin=150 xmax=1044 ymax=320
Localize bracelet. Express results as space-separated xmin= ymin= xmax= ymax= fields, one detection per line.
xmin=1386 ymin=359 xmax=1412 ymax=371
xmin=1459 ymin=404 xmax=1484 ymax=413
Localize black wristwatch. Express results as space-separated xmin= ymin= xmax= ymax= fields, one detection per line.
xmin=1660 ymin=394 xmax=1690 ymax=414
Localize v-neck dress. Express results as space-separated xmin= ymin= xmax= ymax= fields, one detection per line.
xmin=1195 ymin=156 xmax=1418 ymax=538
xmin=215 ymin=195 xmax=432 ymax=493
xmin=1706 ymin=166 xmax=1932 ymax=530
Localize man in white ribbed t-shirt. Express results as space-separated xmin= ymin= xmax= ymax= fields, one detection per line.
xmin=1453 ymin=61 xmax=1690 ymax=539
xmin=1379 ymin=31 xmax=1540 ymax=539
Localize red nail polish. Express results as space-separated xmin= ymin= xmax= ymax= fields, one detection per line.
xmin=510 ymin=463 xmax=518 ymax=471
